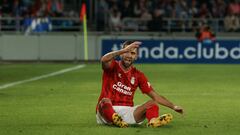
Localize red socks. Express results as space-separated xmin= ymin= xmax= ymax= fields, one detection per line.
xmin=146 ymin=104 xmax=159 ymax=122
xmin=99 ymin=102 xmax=115 ymax=122
xmin=99 ymin=100 xmax=159 ymax=123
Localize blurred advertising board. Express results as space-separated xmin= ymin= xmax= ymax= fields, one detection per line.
xmin=102 ymin=39 xmax=240 ymax=64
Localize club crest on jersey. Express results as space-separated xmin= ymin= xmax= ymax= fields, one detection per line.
xmin=131 ymin=77 xmax=135 ymax=85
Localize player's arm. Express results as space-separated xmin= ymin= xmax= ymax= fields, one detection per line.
xmin=101 ymin=41 xmax=141 ymax=69
xmin=147 ymin=90 xmax=184 ymax=114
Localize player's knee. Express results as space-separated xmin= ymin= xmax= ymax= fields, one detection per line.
xmin=100 ymin=98 xmax=112 ymax=104
xmin=98 ymin=98 xmax=113 ymax=115
xmin=146 ymin=100 xmax=158 ymax=106
xmin=144 ymin=100 xmax=158 ymax=109
xmin=98 ymin=98 xmax=112 ymax=109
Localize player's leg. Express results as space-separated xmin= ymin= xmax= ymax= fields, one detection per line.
xmin=97 ymin=98 xmax=128 ymax=128
xmin=133 ymin=100 xmax=173 ymax=127
xmin=98 ymin=98 xmax=115 ymax=123
xmin=133 ymin=100 xmax=159 ymax=123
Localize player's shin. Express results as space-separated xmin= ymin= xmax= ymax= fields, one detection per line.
xmin=146 ymin=104 xmax=159 ymax=122
xmin=99 ymin=102 xmax=115 ymax=123
xmin=99 ymin=101 xmax=128 ymax=128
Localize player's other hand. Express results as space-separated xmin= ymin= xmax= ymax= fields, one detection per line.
xmin=124 ymin=41 xmax=141 ymax=52
xmin=173 ymin=105 xmax=184 ymax=114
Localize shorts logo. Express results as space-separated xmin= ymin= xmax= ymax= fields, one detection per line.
xmin=131 ymin=77 xmax=135 ymax=85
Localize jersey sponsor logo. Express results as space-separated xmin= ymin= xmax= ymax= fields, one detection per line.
xmin=112 ymin=81 xmax=132 ymax=95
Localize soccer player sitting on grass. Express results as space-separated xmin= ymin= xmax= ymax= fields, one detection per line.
xmin=96 ymin=41 xmax=184 ymax=128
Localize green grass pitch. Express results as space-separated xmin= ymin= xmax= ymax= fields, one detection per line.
xmin=0 ymin=63 xmax=240 ymax=135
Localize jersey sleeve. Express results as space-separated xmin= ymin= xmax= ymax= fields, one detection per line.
xmin=102 ymin=60 xmax=117 ymax=71
xmin=138 ymin=72 xmax=153 ymax=94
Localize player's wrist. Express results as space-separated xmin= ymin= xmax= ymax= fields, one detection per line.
xmin=112 ymin=50 xmax=124 ymax=57
xmin=121 ymin=48 xmax=129 ymax=53
xmin=173 ymin=105 xmax=178 ymax=110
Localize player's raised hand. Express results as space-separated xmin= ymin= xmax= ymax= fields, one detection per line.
xmin=123 ymin=41 xmax=141 ymax=52
xmin=173 ymin=105 xmax=184 ymax=114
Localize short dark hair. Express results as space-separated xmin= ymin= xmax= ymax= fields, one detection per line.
xmin=122 ymin=40 xmax=135 ymax=48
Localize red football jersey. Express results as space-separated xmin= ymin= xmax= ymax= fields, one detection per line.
xmin=97 ymin=60 xmax=153 ymax=107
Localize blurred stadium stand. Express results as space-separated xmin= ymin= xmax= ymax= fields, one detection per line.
xmin=0 ymin=0 xmax=239 ymax=34
xmin=0 ymin=0 xmax=239 ymax=63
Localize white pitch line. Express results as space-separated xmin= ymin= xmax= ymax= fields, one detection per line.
xmin=0 ymin=64 xmax=86 ymax=90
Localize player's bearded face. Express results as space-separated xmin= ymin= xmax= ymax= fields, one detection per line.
xmin=121 ymin=48 xmax=138 ymax=68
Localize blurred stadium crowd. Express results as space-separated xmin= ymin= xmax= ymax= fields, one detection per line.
xmin=99 ymin=0 xmax=240 ymax=32
xmin=0 ymin=0 xmax=239 ymax=33
xmin=0 ymin=0 xmax=65 ymax=18
xmin=0 ymin=0 xmax=80 ymax=33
